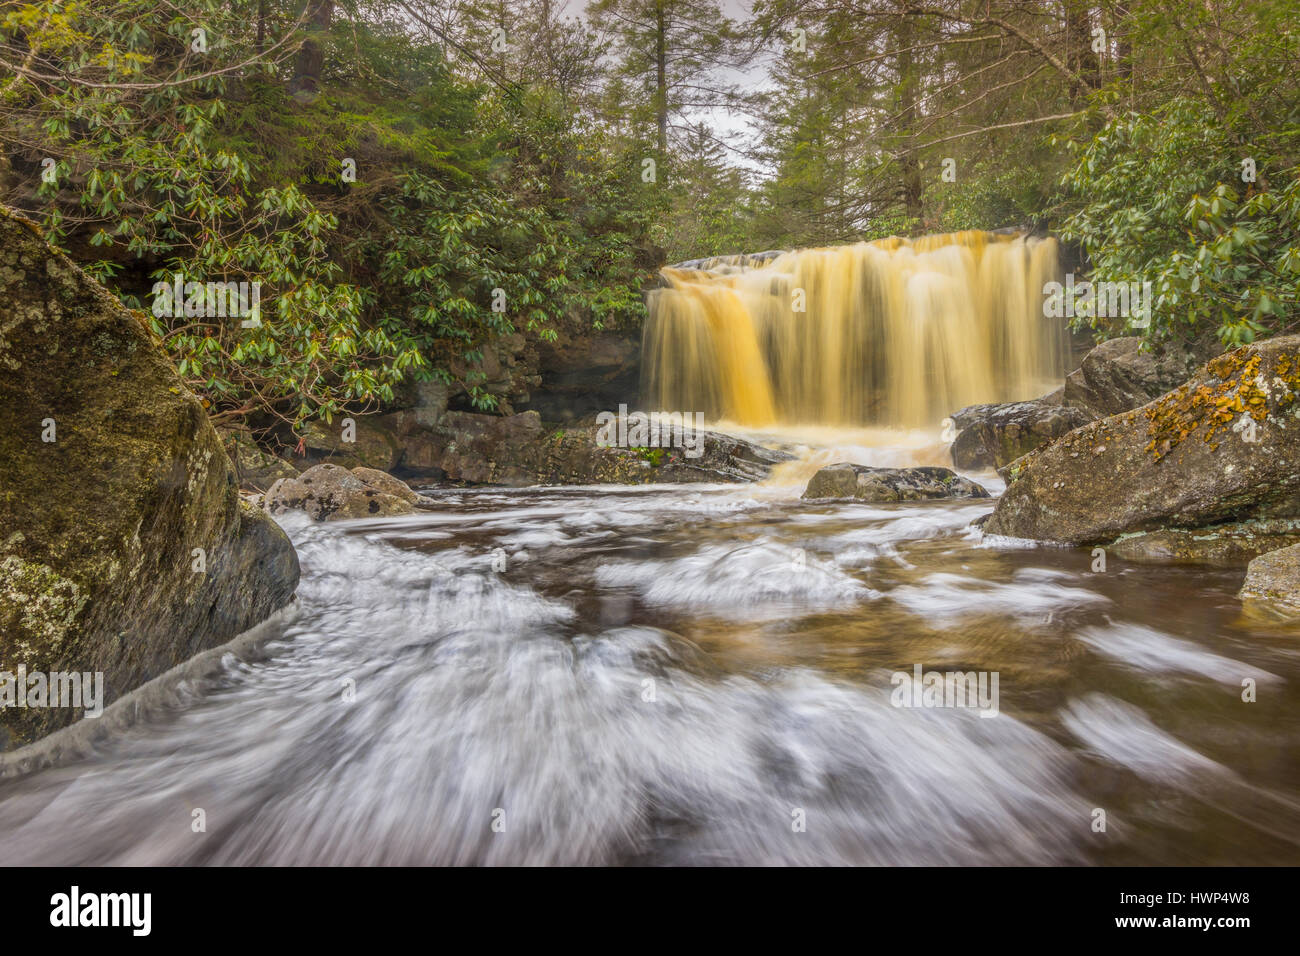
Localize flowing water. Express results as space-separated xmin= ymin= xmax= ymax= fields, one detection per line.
xmin=643 ymin=231 xmax=1066 ymax=427
xmin=2 ymin=428 xmax=1299 ymax=866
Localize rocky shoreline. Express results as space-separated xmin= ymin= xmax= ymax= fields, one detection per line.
xmin=5 ymin=197 xmax=1298 ymax=756
xmin=964 ymin=334 xmax=1300 ymax=616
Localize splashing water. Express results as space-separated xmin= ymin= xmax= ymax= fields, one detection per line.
xmin=2 ymin=435 xmax=1299 ymax=865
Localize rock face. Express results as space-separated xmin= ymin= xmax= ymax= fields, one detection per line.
xmin=265 ymin=464 xmax=420 ymax=521
xmin=1108 ymin=520 xmax=1300 ymax=567
xmin=523 ymin=329 xmax=641 ymax=422
xmin=950 ymin=400 xmax=1093 ymax=470
xmin=1238 ymin=543 xmax=1300 ymax=613
xmin=219 ymin=427 xmax=299 ymax=491
xmin=295 ymin=389 xmax=794 ymax=487
xmin=985 ymin=337 xmax=1300 ymax=545
xmin=802 ymin=463 xmax=990 ymax=502
xmin=0 ymin=207 xmax=299 ymax=750
xmin=1062 ymin=336 xmax=1206 ymax=418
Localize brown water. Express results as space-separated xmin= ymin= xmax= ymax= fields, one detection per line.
xmin=1 ymin=429 xmax=1297 ymax=865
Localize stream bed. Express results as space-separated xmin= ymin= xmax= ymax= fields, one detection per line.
xmin=2 ymin=434 xmax=1298 ymax=865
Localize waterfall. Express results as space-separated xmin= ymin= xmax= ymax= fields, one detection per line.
xmin=642 ymin=230 xmax=1067 ymax=428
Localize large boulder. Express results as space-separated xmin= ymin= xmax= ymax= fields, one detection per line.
xmin=265 ymin=464 xmax=417 ymax=521
xmin=950 ymin=400 xmax=1093 ymax=470
xmin=297 ymin=416 xmax=403 ymax=472
xmin=0 ymin=207 xmax=299 ymax=750
xmin=1063 ymin=336 xmax=1207 ymax=418
xmin=802 ymin=463 xmax=989 ymax=502
xmin=350 ymin=466 xmax=422 ymax=504
xmin=985 ymin=337 xmax=1300 ymax=545
xmin=1238 ymin=543 xmax=1300 ymax=614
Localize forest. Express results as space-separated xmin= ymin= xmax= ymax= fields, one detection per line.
xmin=3 ymin=0 xmax=1295 ymax=433
xmin=3 ymin=0 xmax=1300 ymax=876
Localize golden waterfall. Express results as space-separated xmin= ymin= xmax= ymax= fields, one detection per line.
xmin=642 ymin=231 xmax=1066 ymax=428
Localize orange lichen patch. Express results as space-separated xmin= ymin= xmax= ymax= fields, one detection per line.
xmin=1143 ymin=346 xmax=1300 ymax=460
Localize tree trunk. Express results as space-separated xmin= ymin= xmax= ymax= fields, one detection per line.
xmin=1065 ymin=1 xmax=1101 ymax=97
xmin=292 ymin=0 xmax=334 ymax=96
xmin=655 ymin=0 xmax=668 ymax=156
xmin=894 ymin=13 xmax=923 ymax=224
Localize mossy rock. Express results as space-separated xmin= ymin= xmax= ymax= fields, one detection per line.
xmin=985 ymin=336 xmax=1300 ymax=545
xmin=0 ymin=207 xmax=299 ymax=751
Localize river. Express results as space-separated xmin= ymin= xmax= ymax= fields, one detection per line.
xmin=1 ymin=427 xmax=1298 ymax=865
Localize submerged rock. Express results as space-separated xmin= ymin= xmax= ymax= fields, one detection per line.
xmin=0 ymin=206 xmax=299 ymax=750
xmin=1107 ymin=519 xmax=1300 ymax=567
xmin=802 ymin=463 xmax=990 ymax=502
xmin=950 ymin=400 xmax=1093 ymax=470
xmin=985 ymin=336 xmax=1300 ymax=545
xmin=1238 ymin=543 xmax=1300 ymax=614
xmin=265 ymin=464 xmax=418 ymax=520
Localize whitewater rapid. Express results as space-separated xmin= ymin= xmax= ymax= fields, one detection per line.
xmin=1 ymin=444 xmax=1298 ymax=865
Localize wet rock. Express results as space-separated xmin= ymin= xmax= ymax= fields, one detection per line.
xmin=655 ymin=429 xmax=796 ymax=483
xmin=986 ymin=336 xmax=1300 ymax=545
xmin=265 ymin=463 xmax=415 ymax=520
xmin=0 ymin=206 xmax=299 ymax=750
xmin=350 ymin=466 xmax=421 ymax=504
xmin=1238 ymin=543 xmax=1300 ymax=614
xmin=950 ymin=400 xmax=1093 ymax=470
xmin=312 ymin=406 xmax=794 ymax=487
xmin=1107 ymin=519 xmax=1300 ymax=567
xmin=1063 ymin=336 xmax=1207 ymax=418
xmin=802 ymin=463 xmax=990 ymax=502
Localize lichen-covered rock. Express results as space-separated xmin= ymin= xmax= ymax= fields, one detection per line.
xmin=265 ymin=463 xmax=415 ymax=520
xmin=0 ymin=207 xmax=299 ymax=750
xmin=950 ymin=399 xmax=1093 ymax=470
xmin=1238 ymin=543 xmax=1300 ymax=614
xmin=802 ymin=463 xmax=990 ymax=502
xmin=986 ymin=336 xmax=1300 ymax=545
